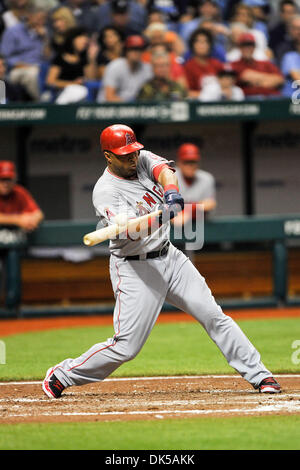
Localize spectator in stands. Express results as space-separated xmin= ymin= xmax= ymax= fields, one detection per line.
xmin=241 ymin=0 xmax=271 ymax=39
xmin=46 ymin=26 xmax=98 ymax=104
xmin=173 ymin=142 xmax=217 ymax=227
xmin=91 ymin=0 xmax=147 ymax=37
xmin=272 ymin=11 xmax=300 ymax=64
xmin=231 ymin=32 xmax=284 ymax=97
xmin=281 ymin=19 xmax=300 ymax=96
xmin=50 ymin=6 xmax=77 ymax=55
xmin=229 ymin=3 xmax=271 ymax=57
xmin=60 ymin=0 xmax=95 ymax=33
xmin=0 ymin=6 xmax=49 ymax=101
xmin=226 ymin=22 xmax=270 ymax=61
xmin=0 ymin=54 xmax=32 ymax=102
xmin=97 ymin=25 xmax=124 ymax=79
xmin=184 ymin=28 xmax=223 ymax=98
xmin=1 ymin=0 xmax=30 ymax=31
xmin=199 ymin=63 xmax=245 ymax=101
xmin=142 ymin=43 xmax=188 ymax=90
xmin=137 ymin=49 xmax=188 ymax=101
xmin=0 ymin=161 xmax=44 ymax=232
xmin=179 ymin=0 xmax=223 ymax=43
xmin=269 ymin=0 xmax=297 ymax=60
xmin=97 ymin=34 xmax=152 ymax=102
xmin=269 ymin=0 xmax=298 ymax=63
xmin=199 ymin=19 xmax=230 ymax=61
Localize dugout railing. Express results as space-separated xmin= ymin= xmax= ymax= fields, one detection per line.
xmin=0 ymin=213 xmax=300 ymax=317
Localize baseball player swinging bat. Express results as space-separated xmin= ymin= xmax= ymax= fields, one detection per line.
xmin=42 ymin=124 xmax=281 ymax=399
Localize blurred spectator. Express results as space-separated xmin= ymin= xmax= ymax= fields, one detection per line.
xmin=60 ymin=0 xmax=95 ymax=33
xmin=179 ymin=0 xmax=223 ymax=43
xmin=97 ymin=25 xmax=124 ymax=79
xmin=0 ymin=54 xmax=32 ymax=102
xmin=137 ymin=49 xmax=188 ymax=100
xmin=0 ymin=6 xmax=49 ymax=101
xmin=241 ymin=0 xmax=271 ymax=39
xmin=272 ymin=11 xmax=300 ymax=64
xmin=173 ymin=142 xmax=217 ymax=227
xmin=97 ymin=34 xmax=152 ymax=102
xmin=91 ymin=0 xmax=147 ymax=36
xmin=229 ymin=3 xmax=271 ymax=57
xmin=46 ymin=26 xmax=98 ymax=104
xmin=1 ymin=0 xmax=30 ymax=30
xmin=199 ymin=19 xmax=230 ymax=61
xmin=199 ymin=63 xmax=245 ymax=100
xmin=231 ymin=32 xmax=284 ymax=97
xmin=178 ymin=0 xmax=224 ymax=42
xmin=143 ymin=43 xmax=188 ymax=89
xmin=281 ymin=19 xmax=300 ymax=96
xmin=226 ymin=21 xmax=271 ymax=60
xmin=0 ymin=161 xmax=44 ymax=232
xmin=143 ymin=22 xmax=186 ymax=58
xmin=184 ymin=28 xmax=223 ymax=98
xmin=50 ymin=6 xmax=77 ymax=55
xmin=269 ymin=1 xmax=298 ymax=58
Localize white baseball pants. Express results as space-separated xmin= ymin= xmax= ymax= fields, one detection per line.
xmin=55 ymin=244 xmax=272 ymax=389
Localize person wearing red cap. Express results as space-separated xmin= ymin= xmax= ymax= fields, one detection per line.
xmin=174 ymin=143 xmax=216 ymax=227
xmin=230 ymin=33 xmax=284 ymax=97
xmin=96 ymin=34 xmax=152 ymax=102
xmin=0 ymin=161 xmax=43 ymax=232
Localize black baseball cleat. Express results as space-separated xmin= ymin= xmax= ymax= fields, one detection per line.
xmin=258 ymin=377 xmax=281 ymax=394
xmin=42 ymin=367 xmax=65 ymax=399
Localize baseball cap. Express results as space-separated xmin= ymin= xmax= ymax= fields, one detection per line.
xmin=124 ymin=35 xmax=146 ymax=50
xmin=112 ymin=0 xmax=128 ymax=14
xmin=177 ymin=143 xmax=201 ymax=162
xmin=239 ymin=32 xmax=256 ymax=46
xmin=0 ymin=161 xmax=16 ymax=179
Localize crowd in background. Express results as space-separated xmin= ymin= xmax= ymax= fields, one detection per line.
xmin=0 ymin=0 xmax=300 ymax=104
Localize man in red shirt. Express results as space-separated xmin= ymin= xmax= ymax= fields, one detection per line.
xmin=0 ymin=161 xmax=43 ymax=231
xmin=184 ymin=28 xmax=223 ymax=98
xmin=230 ymin=33 xmax=284 ymax=97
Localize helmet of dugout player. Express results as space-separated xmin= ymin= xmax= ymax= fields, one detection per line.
xmin=100 ymin=124 xmax=144 ymax=155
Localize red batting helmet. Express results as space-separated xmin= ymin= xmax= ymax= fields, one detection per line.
xmin=100 ymin=124 xmax=144 ymax=155
xmin=177 ymin=143 xmax=201 ymax=162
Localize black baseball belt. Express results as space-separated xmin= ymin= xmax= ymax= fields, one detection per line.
xmin=125 ymin=242 xmax=170 ymax=261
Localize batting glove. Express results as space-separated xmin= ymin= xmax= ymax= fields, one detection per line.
xmin=159 ymin=185 xmax=184 ymax=223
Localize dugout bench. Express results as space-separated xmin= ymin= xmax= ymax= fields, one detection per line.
xmin=0 ymin=213 xmax=300 ymax=318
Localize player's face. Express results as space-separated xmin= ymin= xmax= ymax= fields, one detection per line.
xmin=178 ymin=161 xmax=198 ymax=179
xmin=0 ymin=178 xmax=15 ymax=196
xmin=106 ymin=151 xmax=139 ymax=178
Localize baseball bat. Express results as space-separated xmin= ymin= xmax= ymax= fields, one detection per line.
xmin=83 ymin=209 xmax=162 ymax=246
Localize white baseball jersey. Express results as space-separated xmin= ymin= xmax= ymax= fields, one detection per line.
xmin=176 ymin=168 xmax=216 ymax=203
xmin=93 ymin=150 xmax=174 ymax=257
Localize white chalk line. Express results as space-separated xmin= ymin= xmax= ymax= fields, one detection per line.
xmin=1 ymin=374 xmax=300 ymax=386
xmin=3 ymin=401 xmax=300 ymax=419
xmin=1 ymin=394 xmax=300 ymax=406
